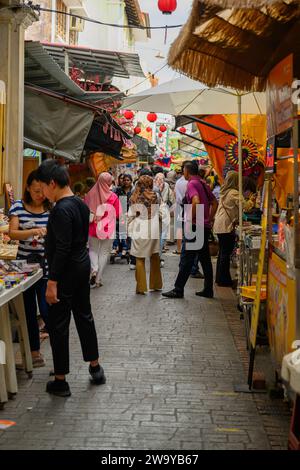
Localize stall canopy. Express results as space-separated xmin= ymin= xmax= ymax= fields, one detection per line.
xmin=24 ymin=41 xmax=139 ymax=99
xmin=122 ymin=77 xmax=265 ymax=115
xmin=42 ymin=42 xmax=145 ymax=80
xmin=133 ymin=135 xmax=156 ymax=159
xmin=24 ymin=86 xmax=129 ymax=161
xmin=168 ymin=0 xmax=300 ymax=92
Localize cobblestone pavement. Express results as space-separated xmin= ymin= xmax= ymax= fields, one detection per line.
xmin=0 ymin=252 xmax=290 ymax=450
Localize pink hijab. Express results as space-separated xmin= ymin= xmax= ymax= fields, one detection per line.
xmin=84 ymin=172 xmax=113 ymax=214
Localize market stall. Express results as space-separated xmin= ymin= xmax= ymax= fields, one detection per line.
xmin=0 ymin=266 xmax=43 ymax=408
xmin=0 ymin=208 xmax=44 ymax=408
xmin=263 ymin=55 xmax=300 ymax=374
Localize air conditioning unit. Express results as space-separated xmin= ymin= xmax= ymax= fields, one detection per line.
xmin=70 ymin=15 xmax=85 ymax=32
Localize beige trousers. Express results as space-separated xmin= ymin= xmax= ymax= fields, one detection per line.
xmin=135 ymin=253 xmax=163 ymax=294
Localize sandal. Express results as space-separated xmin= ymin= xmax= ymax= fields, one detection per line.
xmin=32 ymin=354 xmax=46 ymax=368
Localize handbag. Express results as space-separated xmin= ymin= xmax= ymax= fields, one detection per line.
xmin=208 ymin=231 xmax=219 ymax=257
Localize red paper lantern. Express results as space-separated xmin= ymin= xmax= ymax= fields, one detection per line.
xmin=179 ymin=127 xmax=187 ymax=133
xmin=159 ymin=125 xmax=167 ymax=133
xmin=146 ymin=126 xmax=152 ymax=133
xmin=134 ymin=126 xmax=141 ymax=135
xmin=158 ymin=132 xmax=163 ymax=138
xmin=147 ymin=112 xmax=157 ymax=123
xmin=158 ymin=0 xmax=177 ymax=15
xmin=124 ymin=110 xmax=134 ymax=120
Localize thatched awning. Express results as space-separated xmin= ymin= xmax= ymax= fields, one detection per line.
xmin=168 ymin=0 xmax=300 ymax=92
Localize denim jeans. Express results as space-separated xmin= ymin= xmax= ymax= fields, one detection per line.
xmin=23 ymin=277 xmax=49 ymax=352
xmin=191 ymin=253 xmax=201 ymax=275
xmin=175 ymin=228 xmax=213 ymax=294
xmin=112 ymin=238 xmax=129 ymax=252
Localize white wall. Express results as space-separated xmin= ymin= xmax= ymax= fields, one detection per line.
xmin=77 ymin=0 xmax=148 ymax=92
xmin=78 ymin=0 xmax=125 ymax=51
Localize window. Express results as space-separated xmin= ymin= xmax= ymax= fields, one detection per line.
xmin=56 ymin=0 xmax=67 ymax=41
xmin=69 ymin=31 xmax=78 ymax=46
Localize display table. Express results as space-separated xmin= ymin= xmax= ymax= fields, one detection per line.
xmin=0 ymin=270 xmax=43 ymax=407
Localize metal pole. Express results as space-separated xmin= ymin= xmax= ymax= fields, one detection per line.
xmin=64 ymin=50 xmax=69 ymax=76
xmin=238 ymin=95 xmax=243 ymax=291
xmin=176 ymin=131 xmax=225 ymax=151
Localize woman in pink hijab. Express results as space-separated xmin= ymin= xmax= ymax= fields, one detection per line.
xmin=85 ymin=172 xmax=121 ymax=288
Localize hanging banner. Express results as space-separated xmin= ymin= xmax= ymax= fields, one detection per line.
xmin=266 ymin=54 xmax=293 ymax=138
xmin=267 ymin=250 xmax=297 ymax=367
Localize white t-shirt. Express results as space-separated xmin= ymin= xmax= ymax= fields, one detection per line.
xmin=175 ymin=176 xmax=188 ymax=205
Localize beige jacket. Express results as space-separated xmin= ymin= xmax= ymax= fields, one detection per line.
xmin=213 ymin=189 xmax=239 ymax=234
xmin=127 ymin=205 xmax=160 ymax=258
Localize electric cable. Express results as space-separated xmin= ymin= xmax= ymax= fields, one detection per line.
xmin=26 ymin=2 xmax=184 ymax=30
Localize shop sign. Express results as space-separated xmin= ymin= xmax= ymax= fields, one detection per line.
xmin=267 ymin=54 xmax=294 ymax=138
xmin=267 ymin=251 xmax=297 ymax=367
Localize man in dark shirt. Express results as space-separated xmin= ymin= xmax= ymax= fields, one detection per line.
xmin=36 ymin=160 xmax=105 ymax=397
xmin=162 ymin=161 xmax=218 ymax=299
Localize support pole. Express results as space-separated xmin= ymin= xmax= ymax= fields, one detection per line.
xmin=64 ymin=50 xmax=70 ymax=76
xmin=237 ymin=95 xmax=243 ymax=291
xmin=176 ymin=131 xmax=225 ymax=151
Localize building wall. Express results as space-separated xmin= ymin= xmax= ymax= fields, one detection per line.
xmin=25 ymin=0 xmax=53 ymax=42
xmin=78 ymin=0 xmax=127 ymax=52
xmin=25 ymin=0 xmax=83 ymax=45
xmin=78 ymin=0 xmax=147 ymax=91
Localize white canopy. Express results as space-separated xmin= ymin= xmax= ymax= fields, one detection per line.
xmin=121 ymin=77 xmax=266 ymax=116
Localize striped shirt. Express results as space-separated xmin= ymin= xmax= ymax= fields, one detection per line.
xmin=9 ymin=200 xmax=49 ymax=276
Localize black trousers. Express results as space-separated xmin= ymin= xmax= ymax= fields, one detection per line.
xmin=216 ymin=232 xmax=236 ymax=286
xmin=48 ymin=259 xmax=99 ymax=375
xmin=175 ymin=228 xmax=213 ymax=294
xmin=23 ymin=277 xmax=48 ymax=352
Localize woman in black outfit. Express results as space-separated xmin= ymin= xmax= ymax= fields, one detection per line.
xmin=36 ymin=160 xmax=106 ymax=397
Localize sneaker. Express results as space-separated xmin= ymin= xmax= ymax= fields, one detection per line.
xmin=90 ymin=275 xmax=96 ymax=288
xmin=46 ymin=379 xmax=71 ymax=397
xmin=162 ymin=289 xmax=184 ymax=299
xmin=89 ymin=364 xmax=106 ymax=385
xmin=129 ymin=264 xmax=136 ymax=270
xmin=195 ymin=290 xmax=214 ymax=299
xmin=121 ymin=250 xmax=127 ymax=257
xmin=110 ymin=249 xmax=117 ymax=255
xmin=32 ymin=355 xmax=46 ymax=368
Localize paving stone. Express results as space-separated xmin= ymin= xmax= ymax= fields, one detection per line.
xmin=0 ymin=254 xmax=289 ymax=449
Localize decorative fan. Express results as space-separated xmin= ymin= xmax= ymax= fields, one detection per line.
xmin=225 ymin=137 xmax=259 ymax=171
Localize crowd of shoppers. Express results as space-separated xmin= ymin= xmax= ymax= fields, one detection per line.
xmin=9 ymin=158 xmax=260 ymax=398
